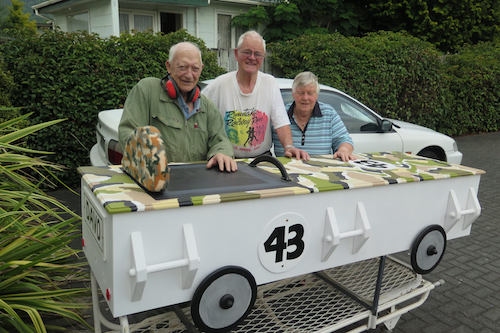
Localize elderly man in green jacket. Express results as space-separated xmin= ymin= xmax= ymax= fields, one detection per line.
xmin=119 ymin=42 xmax=237 ymax=172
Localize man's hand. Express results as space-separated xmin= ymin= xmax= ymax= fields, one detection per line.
xmin=207 ymin=153 xmax=238 ymax=172
xmin=332 ymin=143 xmax=355 ymax=162
xmin=276 ymin=125 xmax=310 ymax=161
xmin=284 ymin=146 xmax=310 ymax=161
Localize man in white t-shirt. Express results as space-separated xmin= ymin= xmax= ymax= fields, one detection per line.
xmin=202 ymin=31 xmax=310 ymax=160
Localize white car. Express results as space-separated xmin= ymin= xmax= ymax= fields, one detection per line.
xmin=90 ymin=78 xmax=462 ymax=166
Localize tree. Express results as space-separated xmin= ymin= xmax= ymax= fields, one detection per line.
xmin=232 ymin=0 xmax=370 ymax=43
xmin=0 ymin=0 xmax=37 ymax=36
xmin=0 ymin=54 xmax=14 ymax=108
xmin=232 ymin=0 xmax=500 ymax=52
xmin=0 ymin=0 xmax=8 ymax=23
xmin=263 ymin=2 xmax=308 ymax=42
xmin=367 ymin=0 xmax=500 ymax=52
xmin=231 ymin=6 xmax=271 ymax=31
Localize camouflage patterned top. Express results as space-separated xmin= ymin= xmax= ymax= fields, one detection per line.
xmin=78 ymin=152 xmax=485 ymax=214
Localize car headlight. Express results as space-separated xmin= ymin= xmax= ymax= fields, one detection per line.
xmin=453 ymin=142 xmax=458 ymax=151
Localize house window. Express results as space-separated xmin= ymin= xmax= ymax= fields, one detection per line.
xmin=120 ymin=12 xmax=155 ymax=33
xmin=67 ymin=12 xmax=89 ymax=32
xmin=160 ymin=12 xmax=182 ymax=34
xmin=135 ymin=15 xmax=153 ymax=32
xmin=119 ymin=13 xmax=130 ymax=32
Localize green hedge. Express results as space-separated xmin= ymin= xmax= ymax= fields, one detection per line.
xmin=1 ymin=29 xmax=499 ymax=188
xmin=441 ymin=42 xmax=500 ymax=135
xmin=0 ymin=29 xmax=225 ymax=188
xmin=0 ymin=52 xmax=14 ymax=108
xmin=268 ymin=31 xmax=500 ymax=136
xmin=0 ymin=53 xmax=22 ymax=126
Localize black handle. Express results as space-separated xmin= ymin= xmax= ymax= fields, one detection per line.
xmin=249 ymin=155 xmax=291 ymax=181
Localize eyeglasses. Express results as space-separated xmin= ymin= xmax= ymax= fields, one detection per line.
xmin=238 ymin=49 xmax=266 ymax=60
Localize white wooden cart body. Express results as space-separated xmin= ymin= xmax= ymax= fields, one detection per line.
xmin=79 ymin=153 xmax=484 ymax=332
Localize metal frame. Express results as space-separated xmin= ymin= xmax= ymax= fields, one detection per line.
xmin=90 ymin=256 xmax=441 ymax=333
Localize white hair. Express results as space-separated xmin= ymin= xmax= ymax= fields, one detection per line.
xmin=237 ymin=30 xmax=266 ymax=53
xmin=292 ymin=71 xmax=320 ymax=93
xmin=169 ymin=42 xmax=203 ymax=65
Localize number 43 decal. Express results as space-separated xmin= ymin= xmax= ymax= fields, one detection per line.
xmin=264 ymin=224 xmax=305 ymax=263
xmin=259 ymin=213 xmax=309 ymax=273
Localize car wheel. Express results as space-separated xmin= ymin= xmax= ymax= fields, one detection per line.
xmin=417 ymin=148 xmax=444 ymax=161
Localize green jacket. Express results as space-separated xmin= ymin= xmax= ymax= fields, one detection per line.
xmin=119 ymin=77 xmax=234 ymax=163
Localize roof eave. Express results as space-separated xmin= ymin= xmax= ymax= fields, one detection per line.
xmin=33 ymin=0 xmax=211 ymax=13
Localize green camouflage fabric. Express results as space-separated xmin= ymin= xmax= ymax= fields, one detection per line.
xmin=78 ymin=152 xmax=485 ymax=214
xmin=121 ymin=126 xmax=170 ymax=192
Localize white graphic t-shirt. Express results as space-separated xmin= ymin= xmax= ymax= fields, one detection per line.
xmin=203 ymin=71 xmax=290 ymax=158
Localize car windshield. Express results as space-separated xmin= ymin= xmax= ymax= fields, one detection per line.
xmin=280 ymin=89 xmax=381 ymax=133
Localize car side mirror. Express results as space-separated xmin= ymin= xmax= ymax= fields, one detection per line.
xmin=381 ymin=119 xmax=393 ymax=132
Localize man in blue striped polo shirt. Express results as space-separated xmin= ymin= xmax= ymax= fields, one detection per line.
xmin=272 ymin=71 xmax=355 ymax=161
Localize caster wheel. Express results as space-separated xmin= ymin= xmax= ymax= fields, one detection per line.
xmin=191 ymin=266 xmax=257 ymax=332
xmin=411 ymin=225 xmax=446 ymax=274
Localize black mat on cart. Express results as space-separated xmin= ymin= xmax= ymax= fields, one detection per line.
xmin=149 ymin=161 xmax=301 ymax=201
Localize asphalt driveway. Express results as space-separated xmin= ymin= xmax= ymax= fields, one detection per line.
xmin=381 ymin=131 xmax=500 ymax=333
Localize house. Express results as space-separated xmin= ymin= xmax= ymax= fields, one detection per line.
xmin=31 ymin=0 xmax=271 ymax=71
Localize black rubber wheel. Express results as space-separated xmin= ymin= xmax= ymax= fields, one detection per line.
xmin=191 ymin=266 xmax=257 ymax=332
xmin=411 ymin=225 xmax=446 ymax=274
xmin=417 ymin=149 xmax=443 ymax=161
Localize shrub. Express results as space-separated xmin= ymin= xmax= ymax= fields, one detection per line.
xmin=1 ymin=28 xmax=500 ymax=182
xmin=0 ymin=29 xmax=225 ymax=188
xmin=269 ymin=31 xmax=448 ymax=131
xmin=0 ymin=112 xmax=90 ymax=333
xmin=0 ymin=53 xmax=14 ymax=108
xmin=440 ymin=42 xmax=500 ymax=135
xmin=367 ymin=0 xmax=500 ymax=53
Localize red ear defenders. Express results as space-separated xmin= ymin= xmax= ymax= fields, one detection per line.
xmin=161 ymin=75 xmax=201 ymax=103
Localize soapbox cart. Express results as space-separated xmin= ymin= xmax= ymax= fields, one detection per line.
xmin=79 ymin=152 xmax=484 ymax=333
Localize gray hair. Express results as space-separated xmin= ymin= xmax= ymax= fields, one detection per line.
xmin=292 ymin=72 xmax=320 ymax=93
xmin=169 ymin=42 xmax=203 ymax=65
xmin=237 ymin=30 xmax=266 ymax=53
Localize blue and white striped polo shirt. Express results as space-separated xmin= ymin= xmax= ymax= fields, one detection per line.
xmin=272 ymin=101 xmax=353 ymax=156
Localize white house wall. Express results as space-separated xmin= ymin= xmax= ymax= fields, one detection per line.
xmin=51 ymin=4 xmax=91 ymax=32
xmin=90 ymin=0 xmax=117 ymax=37
xmin=52 ymin=13 xmax=67 ymax=31
xmin=115 ymin=2 xmax=252 ymax=49
xmin=37 ymin=0 xmax=268 ymax=70
xmin=39 ymin=1 xmax=266 ymax=44
xmin=50 ymin=0 xmax=114 ymax=37
xmin=184 ymin=7 xmax=196 ymax=38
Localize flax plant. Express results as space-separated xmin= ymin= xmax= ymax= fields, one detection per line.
xmin=0 ymin=112 xmax=91 ymax=333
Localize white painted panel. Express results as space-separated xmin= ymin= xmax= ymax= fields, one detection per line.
xmin=184 ymin=7 xmax=196 ymax=35
xmin=91 ymin=14 xmax=112 ymax=28
xmin=53 ymin=13 xmax=67 ymax=31
xmin=89 ymin=1 xmax=114 ymax=37
xmin=92 ymin=27 xmax=112 ymax=37
xmin=197 ymin=7 xmax=216 ymax=47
